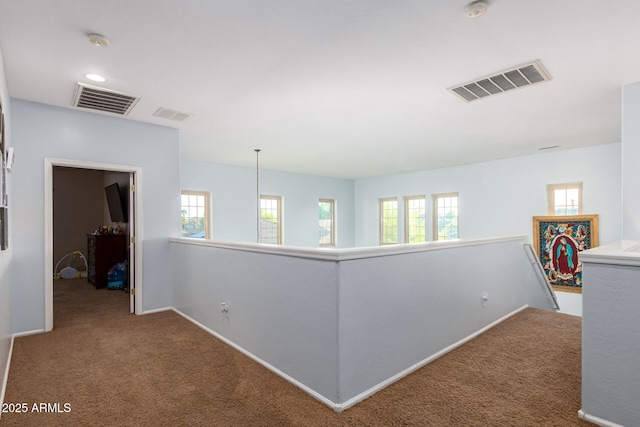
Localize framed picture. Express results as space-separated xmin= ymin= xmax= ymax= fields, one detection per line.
xmin=532 ymin=214 xmax=599 ymax=293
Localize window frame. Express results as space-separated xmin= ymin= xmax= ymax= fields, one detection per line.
xmin=180 ymin=189 xmax=211 ymax=239
xmin=319 ymin=198 xmax=335 ymax=247
xmin=546 ymin=182 xmax=583 ymax=215
xmin=379 ymin=197 xmax=399 ymax=245
xmin=433 ymin=192 xmax=459 ymax=241
xmin=404 ymin=195 xmax=426 ymax=243
xmin=259 ymin=195 xmax=282 ymax=245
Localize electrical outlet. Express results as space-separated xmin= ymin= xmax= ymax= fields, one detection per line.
xmin=481 ymin=292 xmax=489 ymax=307
xmin=220 ymin=302 xmax=229 ymax=317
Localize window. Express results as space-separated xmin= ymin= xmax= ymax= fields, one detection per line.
xmin=547 ymin=182 xmax=582 ymax=215
xmin=260 ymin=195 xmax=282 ymax=244
xmin=404 ymin=196 xmax=426 ymax=243
xmin=433 ymin=193 xmax=459 ymax=240
xmin=181 ymin=190 xmax=210 ymax=239
xmin=319 ymin=199 xmax=335 ymax=246
xmin=379 ymin=198 xmax=398 ymax=245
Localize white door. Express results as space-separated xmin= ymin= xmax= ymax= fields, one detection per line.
xmin=129 ymin=173 xmax=136 ymax=314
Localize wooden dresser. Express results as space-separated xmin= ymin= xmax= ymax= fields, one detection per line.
xmin=87 ymin=234 xmax=127 ymax=289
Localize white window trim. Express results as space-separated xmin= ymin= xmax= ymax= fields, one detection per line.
xmin=404 ymin=195 xmax=426 ymax=243
xmin=546 ymin=182 xmax=583 ymax=215
xmin=433 ymin=192 xmax=459 ymax=241
xmin=260 ymin=195 xmax=283 ymax=245
xmin=379 ymin=197 xmax=399 ymax=245
xmin=181 ymin=189 xmax=211 ymax=239
xmin=319 ymin=198 xmax=335 ymax=247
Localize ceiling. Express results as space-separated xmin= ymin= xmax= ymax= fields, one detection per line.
xmin=1 ymin=0 xmax=639 ymax=179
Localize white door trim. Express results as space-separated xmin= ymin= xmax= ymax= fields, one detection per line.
xmin=44 ymin=158 xmax=143 ymax=331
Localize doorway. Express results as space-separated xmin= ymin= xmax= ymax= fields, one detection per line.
xmin=44 ymin=158 xmax=142 ymax=332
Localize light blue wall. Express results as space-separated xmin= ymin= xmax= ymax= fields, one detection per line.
xmin=0 ymin=45 xmax=12 ymax=407
xmin=354 ymin=143 xmax=622 ymax=247
xmin=171 ymin=236 xmax=551 ymax=409
xmin=623 ymin=81 xmax=640 ymax=239
xmin=181 ymin=158 xmax=356 ymax=247
xmin=10 ymin=99 xmax=180 ymax=332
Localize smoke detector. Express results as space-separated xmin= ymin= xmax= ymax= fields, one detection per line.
xmin=466 ymin=1 xmax=489 ymax=18
xmin=88 ymin=33 xmax=110 ymax=48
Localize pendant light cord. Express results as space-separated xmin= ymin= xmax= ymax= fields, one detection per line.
xmin=255 ymin=149 xmax=261 ymax=243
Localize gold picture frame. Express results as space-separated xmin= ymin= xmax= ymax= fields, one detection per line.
xmin=532 ymin=214 xmax=599 ymax=293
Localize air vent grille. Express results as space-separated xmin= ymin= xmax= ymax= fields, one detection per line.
xmin=153 ymin=107 xmax=191 ymax=122
xmin=72 ymin=83 xmax=139 ymax=115
xmin=449 ymin=61 xmax=551 ymax=102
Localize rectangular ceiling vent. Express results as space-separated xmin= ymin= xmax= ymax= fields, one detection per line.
xmin=72 ymin=83 xmax=140 ymax=115
xmin=448 ymin=61 xmax=551 ymax=102
xmin=153 ymin=107 xmax=191 ymax=122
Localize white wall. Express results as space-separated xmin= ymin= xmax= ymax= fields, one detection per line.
xmin=181 ymin=159 xmax=356 ymax=247
xmin=171 ymin=240 xmax=341 ymax=403
xmin=353 ymin=143 xmax=621 ymax=316
xmin=337 ymin=238 xmax=536 ymax=404
xmin=10 ymin=99 xmax=181 ymax=333
xmin=170 ymin=236 xmax=554 ymax=409
xmin=581 ymin=259 xmax=640 ymax=426
xmin=0 ymin=44 xmax=12 ymax=411
xmin=354 ymin=143 xmax=622 ymax=247
xmin=622 ymin=81 xmax=640 ymax=239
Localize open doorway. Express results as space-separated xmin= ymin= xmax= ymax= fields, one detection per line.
xmin=44 ymin=158 xmax=142 ymax=332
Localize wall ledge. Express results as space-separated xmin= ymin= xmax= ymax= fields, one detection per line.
xmin=580 ymin=240 xmax=640 ymax=267
xmin=170 ymin=235 xmax=528 ymax=262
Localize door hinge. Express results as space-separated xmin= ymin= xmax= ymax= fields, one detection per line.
xmin=131 ymin=288 xmax=135 ymax=295
xmin=130 ymin=184 xmax=135 ymax=192
xmin=130 ymin=236 xmax=135 ymax=244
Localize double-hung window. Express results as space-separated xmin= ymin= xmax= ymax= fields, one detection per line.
xmin=259 ymin=195 xmax=282 ymax=244
xmin=319 ymin=199 xmax=335 ymax=246
xmin=547 ymin=183 xmax=582 ymax=215
xmin=433 ymin=192 xmax=459 ymax=240
xmin=379 ymin=198 xmax=399 ymax=245
xmin=404 ymin=196 xmax=426 ymax=243
xmin=180 ymin=190 xmax=210 ymax=239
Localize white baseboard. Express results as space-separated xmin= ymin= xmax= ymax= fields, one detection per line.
xmin=170 ymin=307 xmax=339 ymax=411
xmin=13 ymin=329 xmax=46 ymax=338
xmin=578 ymin=409 xmax=626 ymax=427
xmin=141 ymin=306 xmax=172 ymax=315
xmin=337 ymin=304 xmax=529 ymax=411
xmin=170 ymin=305 xmax=528 ymax=412
xmin=0 ymin=335 xmax=15 ymax=421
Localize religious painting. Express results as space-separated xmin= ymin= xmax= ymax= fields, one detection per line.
xmin=532 ymin=215 xmax=598 ymax=293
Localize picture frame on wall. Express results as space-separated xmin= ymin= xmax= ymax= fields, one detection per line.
xmin=532 ymin=214 xmax=599 ymax=293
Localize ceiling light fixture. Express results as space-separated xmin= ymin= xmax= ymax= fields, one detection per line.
xmin=466 ymin=0 xmax=489 ymax=19
xmin=88 ymin=33 xmax=110 ymax=48
xmin=85 ymin=73 xmax=107 ymax=82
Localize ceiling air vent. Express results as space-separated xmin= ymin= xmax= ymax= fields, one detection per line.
xmin=448 ymin=61 xmax=551 ymax=102
xmin=72 ymin=83 xmax=140 ymax=115
xmin=153 ymin=107 xmax=191 ymax=122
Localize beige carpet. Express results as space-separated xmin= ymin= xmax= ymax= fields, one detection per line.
xmin=1 ymin=278 xmax=592 ymax=426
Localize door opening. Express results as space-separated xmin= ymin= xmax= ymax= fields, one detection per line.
xmin=45 ymin=158 xmax=142 ymax=331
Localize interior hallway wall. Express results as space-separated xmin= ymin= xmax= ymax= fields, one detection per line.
xmin=353 ymin=142 xmax=621 ymax=316
xmin=0 ymin=44 xmax=13 ymax=409
xmin=181 ymin=159 xmax=356 ymax=247
xmin=353 ymin=143 xmax=621 ymax=248
xmin=622 ymin=81 xmax=640 ymax=239
xmin=10 ymin=99 xmax=180 ymax=333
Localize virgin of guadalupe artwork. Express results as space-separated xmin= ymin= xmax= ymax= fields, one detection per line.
xmin=533 ymin=215 xmax=598 ymax=293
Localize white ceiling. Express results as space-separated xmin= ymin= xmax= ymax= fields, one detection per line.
xmin=1 ymin=0 xmax=639 ymax=179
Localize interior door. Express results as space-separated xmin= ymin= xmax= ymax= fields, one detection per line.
xmin=129 ymin=173 xmax=135 ymax=314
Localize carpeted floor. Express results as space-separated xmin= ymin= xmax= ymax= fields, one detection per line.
xmin=1 ymin=278 xmax=592 ymax=426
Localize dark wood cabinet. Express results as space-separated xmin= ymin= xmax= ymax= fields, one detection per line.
xmin=87 ymin=234 xmax=127 ymax=289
